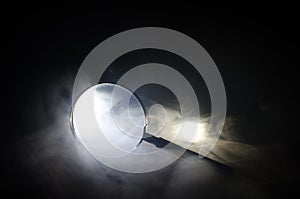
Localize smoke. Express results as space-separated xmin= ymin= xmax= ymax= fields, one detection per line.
xmin=9 ymin=68 xmax=293 ymax=198
xmin=208 ymin=115 xmax=297 ymax=183
xmin=141 ymin=99 xmax=296 ymax=184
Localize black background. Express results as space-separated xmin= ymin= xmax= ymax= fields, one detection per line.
xmin=4 ymin=5 xmax=300 ymax=199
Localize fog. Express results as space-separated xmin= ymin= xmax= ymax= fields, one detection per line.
xmin=5 ymin=68 xmax=296 ymax=199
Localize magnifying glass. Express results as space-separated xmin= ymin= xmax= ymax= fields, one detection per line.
xmin=71 ymin=83 xmax=146 ymax=158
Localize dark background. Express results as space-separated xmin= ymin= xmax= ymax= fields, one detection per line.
xmin=4 ymin=5 xmax=299 ymax=199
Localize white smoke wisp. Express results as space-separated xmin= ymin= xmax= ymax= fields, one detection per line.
xmin=20 ymin=69 xmax=294 ymax=196
xmin=145 ymin=104 xmax=295 ymax=183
